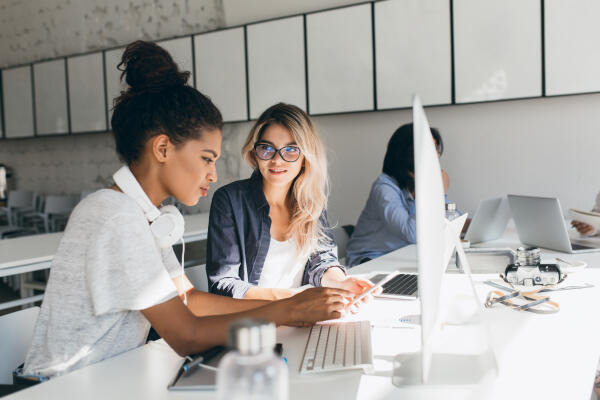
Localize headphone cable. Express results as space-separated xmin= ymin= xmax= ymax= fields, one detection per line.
xmin=180 ymin=237 xmax=187 ymax=305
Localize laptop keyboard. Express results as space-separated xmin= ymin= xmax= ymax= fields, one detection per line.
xmin=371 ymin=273 xmax=418 ymax=296
xmin=570 ymin=242 xmax=595 ymax=251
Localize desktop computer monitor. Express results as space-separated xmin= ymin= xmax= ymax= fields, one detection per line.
xmin=396 ymin=96 xmax=496 ymax=387
xmin=413 ymin=96 xmax=446 ymax=383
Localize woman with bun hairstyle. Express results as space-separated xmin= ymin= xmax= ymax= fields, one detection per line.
xmin=206 ymin=103 xmax=375 ymax=300
xmin=21 ymin=42 xmax=351 ymax=379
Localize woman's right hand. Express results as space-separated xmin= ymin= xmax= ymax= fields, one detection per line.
xmin=572 ymin=220 xmax=595 ymax=236
xmin=278 ymin=287 xmax=353 ymax=326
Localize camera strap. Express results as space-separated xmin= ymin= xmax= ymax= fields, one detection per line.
xmin=484 ymin=288 xmax=560 ymax=314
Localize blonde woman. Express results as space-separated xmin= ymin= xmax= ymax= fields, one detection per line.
xmin=206 ymin=103 xmax=374 ymax=300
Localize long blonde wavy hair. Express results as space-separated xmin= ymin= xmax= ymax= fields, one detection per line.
xmin=242 ymin=103 xmax=331 ymax=258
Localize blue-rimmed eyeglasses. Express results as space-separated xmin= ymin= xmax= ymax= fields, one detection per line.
xmin=253 ymin=143 xmax=302 ymax=162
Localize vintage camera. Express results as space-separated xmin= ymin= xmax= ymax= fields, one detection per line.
xmin=504 ymin=247 xmax=562 ymax=286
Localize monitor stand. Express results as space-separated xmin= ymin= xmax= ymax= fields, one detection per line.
xmin=392 ymin=221 xmax=498 ymax=387
xmin=392 ymin=351 xmax=496 ymax=386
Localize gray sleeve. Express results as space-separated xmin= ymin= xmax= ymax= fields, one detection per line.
xmin=85 ymin=213 xmax=178 ymax=315
xmin=375 ymin=184 xmax=417 ymax=244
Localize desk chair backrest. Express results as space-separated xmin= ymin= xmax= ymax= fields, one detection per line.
xmin=43 ymin=195 xmax=76 ymax=215
xmin=0 ymin=306 xmax=40 ymax=384
xmin=6 ymin=191 xmax=34 ymax=210
xmin=6 ymin=191 xmax=35 ymax=225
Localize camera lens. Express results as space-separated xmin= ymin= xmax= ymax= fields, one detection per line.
xmin=516 ymin=247 xmax=541 ymax=266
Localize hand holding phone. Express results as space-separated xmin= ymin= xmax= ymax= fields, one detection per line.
xmin=350 ymin=270 xmax=400 ymax=306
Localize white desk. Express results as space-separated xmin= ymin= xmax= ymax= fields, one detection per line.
xmin=6 ymin=227 xmax=600 ymax=399
xmin=0 ymin=213 xmax=209 ymax=310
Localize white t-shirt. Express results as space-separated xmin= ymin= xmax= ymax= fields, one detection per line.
xmin=23 ymin=189 xmax=181 ymax=377
xmin=257 ymin=238 xmax=305 ymax=288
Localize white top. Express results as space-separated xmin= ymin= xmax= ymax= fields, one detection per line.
xmin=257 ymin=238 xmax=305 ymax=288
xmin=23 ymin=189 xmax=181 ymax=378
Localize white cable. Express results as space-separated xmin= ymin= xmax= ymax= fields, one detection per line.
xmin=184 ymin=356 xmax=220 ymax=372
xmin=197 ymin=363 xmax=219 ymax=372
xmin=180 ymin=237 xmax=187 ymax=305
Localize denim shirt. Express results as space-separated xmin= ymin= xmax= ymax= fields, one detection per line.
xmin=206 ymin=171 xmax=343 ymax=298
xmin=346 ymin=173 xmax=450 ymax=267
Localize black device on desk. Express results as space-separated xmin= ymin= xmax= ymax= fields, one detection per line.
xmin=168 ymin=344 xmax=284 ymax=391
xmin=168 ymin=345 xmax=226 ymax=391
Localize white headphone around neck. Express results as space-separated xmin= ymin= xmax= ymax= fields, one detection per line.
xmin=113 ymin=165 xmax=185 ymax=249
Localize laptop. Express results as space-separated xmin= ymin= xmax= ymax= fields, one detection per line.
xmin=463 ymin=197 xmax=511 ymax=244
xmin=367 ymin=272 xmax=418 ymax=299
xmin=508 ymin=194 xmax=600 ymax=253
xmin=365 ymin=214 xmax=468 ymax=299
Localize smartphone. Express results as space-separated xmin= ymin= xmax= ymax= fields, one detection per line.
xmin=350 ymin=270 xmax=401 ymax=306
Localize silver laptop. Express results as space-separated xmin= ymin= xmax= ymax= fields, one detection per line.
xmin=507 ymin=194 xmax=600 ymax=253
xmin=367 ymin=272 xmax=418 ymax=299
xmin=463 ymin=197 xmax=511 ymax=244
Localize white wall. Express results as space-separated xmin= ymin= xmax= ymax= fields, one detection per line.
xmin=317 ymin=94 xmax=600 ymax=226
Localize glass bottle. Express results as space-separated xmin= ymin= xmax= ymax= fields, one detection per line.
xmin=217 ymin=319 xmax=288 ymax=400
xmin=445 ymin=202 xmax=460 ymax=221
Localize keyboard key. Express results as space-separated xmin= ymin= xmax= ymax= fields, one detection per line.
xmin=303 ymin=325 xmax=321 ymax=371
xmin=313 ymin=325 xmax=329 ymax=369
xmin=323 ymin=325 xmax=337 ymax=368
xmin=344 ymin=324 xmax=355 ymax=367
xmin=354 ymin=323 xmax=362 ymax=365
xmin=332 ymin=325 xmax=345 ymax=368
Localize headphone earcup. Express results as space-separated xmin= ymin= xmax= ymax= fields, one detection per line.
xmin=150 ymin=205 xmax=185 ymax=248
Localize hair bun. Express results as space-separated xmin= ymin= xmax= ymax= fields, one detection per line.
xmin=118 ymin=40 xmax=190 ymax=94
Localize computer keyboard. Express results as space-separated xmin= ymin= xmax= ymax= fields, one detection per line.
xmin=371 ymin=273 xmax=418 ymax=296
xmin=299 ymin=320 xmax=373 ymax=374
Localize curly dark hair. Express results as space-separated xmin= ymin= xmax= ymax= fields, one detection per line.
xmin=382 ymin=123 xmax=444 ymax=193
xmin=110 ymin=40 xmax=223 ymax=164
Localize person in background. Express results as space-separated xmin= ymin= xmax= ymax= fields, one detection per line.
xmin=206 ymin=103 xmax=376 ymax=301
xmin=572 ymin=192 xmax=600 ymax=236
xmin=346 ymin=123 xmax=453 ymax=267
xmin=21 ymin=42 xmax=351 ymax=380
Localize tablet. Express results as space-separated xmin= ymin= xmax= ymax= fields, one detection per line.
xmin=167 ymin=347 xmax=227 ymax=391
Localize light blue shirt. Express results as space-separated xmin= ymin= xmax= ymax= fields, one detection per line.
xmin=346 ymin=173 xmax=449 ymax=267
